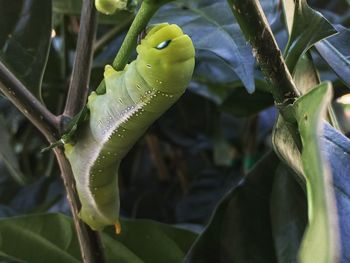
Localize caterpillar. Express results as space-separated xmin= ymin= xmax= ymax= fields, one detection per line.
xmin=64 ymin=23 xmax=195 ymax=231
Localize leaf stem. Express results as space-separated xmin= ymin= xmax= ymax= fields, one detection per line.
xmin=112 ymin=2 xmax=159 ymax=70
xmin=95 ymin=1 xmax=162 ymax=95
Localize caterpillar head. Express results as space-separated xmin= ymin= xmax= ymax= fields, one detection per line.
xmin=136 ymin=23 xmax=195 ymax=94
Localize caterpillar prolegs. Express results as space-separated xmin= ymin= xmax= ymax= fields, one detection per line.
xmin=65 ymin=23 xmax=195 ymax=231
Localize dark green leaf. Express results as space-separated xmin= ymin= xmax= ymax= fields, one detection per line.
xmin=270 ymin=164 xmax=307 ymax=263
xmin=0 ymin=213 xmax=197 ymax=263
xmin=104 ymin=219 xmax=197 ymax=263
xmin=220 ymin=87 xmax=273 ymax=117
xmin=0 ymin=214 xmax=82 ymax=263
xmin=0 ymin=0 xmax=52 ymax=99
xmin=185 ymin=151 xmax=279 ymax=263
xmin=315 ymin=25 xmax=350 ymax=88
xmin=151 ymin=0 xmax=257 ymax=93
xmin=284 ymin=0 xmax=337 ymax=73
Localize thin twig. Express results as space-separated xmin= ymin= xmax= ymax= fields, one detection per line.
xmin=63 ymin=0 xmax=97 ymax=119
xmin=0 ymin=61 xmax=59 ymax=141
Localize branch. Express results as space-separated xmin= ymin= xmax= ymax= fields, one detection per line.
xmin=95 ymin=1 xmax=163 ymax=95
xmin=228 ymin=0 xmax=300 ymax=104
xmin=54 ymin=148 xmax=105 ymax=263
xmin=63 ymin=0 xmax=97 ymax=118
xmin=0 ymin=61 xmax=59 ymax=142
xmin=228 ymin=0 xmax=302 ymax=150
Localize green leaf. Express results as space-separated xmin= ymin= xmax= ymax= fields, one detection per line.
xmin=0 ymin=0 xmax=52 ymax=100
xmin=190 ymin=79 xmax=272 ymax=117
xmin=293 ymin=54 xmax=319 ymax=95
xmin=281 ymin=0 xmax=295 ymax=35
xmin=315 ymin=25 xmax=350 ymax=88
xmin=220 ymin=87 xmax=273 ymax=117
xmin=0 ymin=214 xmax=82 ymax=263
xmin=270 ymin=163 xmax=307 ymax=263
xmin=292 ymin=82 xmax=339 ymax=262
xmin=284 ymin=0 xmax=337 ymax=74
xmin=185 ymin=151 xmax=280 ymax=263
xmin=0 ymin=213 xmax=197 ymax=263
xmin=104 ymin=219 xmax=198 ymax=263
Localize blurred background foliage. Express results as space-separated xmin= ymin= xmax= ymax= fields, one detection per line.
xmin=0 ymin=0 xmax=350 ymax=262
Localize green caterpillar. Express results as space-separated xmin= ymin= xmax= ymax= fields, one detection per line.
xmin=65 ymin=23 xmax=195 ymax=231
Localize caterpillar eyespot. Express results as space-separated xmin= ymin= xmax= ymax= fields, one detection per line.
xmin=64 ymin=23 xmax=195 ymax=231
xmin=156 ymin=39 xmax=171 ymax=49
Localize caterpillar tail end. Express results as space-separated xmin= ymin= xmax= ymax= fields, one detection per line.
xmin=115 ymin=221 xmax=122 ymax=235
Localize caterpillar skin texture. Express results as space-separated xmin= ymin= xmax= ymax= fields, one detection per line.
xmin=65 ymin=23 xmax=195 ymax=231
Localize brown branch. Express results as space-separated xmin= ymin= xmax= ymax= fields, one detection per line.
xmin=0 ymin=61 xmax=59 ymax=142
xmin=54 ymin=148 xmax=105 ymax=263
xmin=63 ymin=0 xmax=97 ymax=119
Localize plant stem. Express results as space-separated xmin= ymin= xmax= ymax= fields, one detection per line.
xmin=0 ymin=61 xmax=59 ymax=141
xmin=95 ymin=1 xmax=161 ymax=95
xmin=228 ymin=0 xmax=302 ymax=150
xmin=54 ymin=148 xmax=105 ymax=263
xmin=228 ymin=0 xmax=300 ymax=105
xmin=63 ymin=0 xmax=97 ymax=119
xmin=112 ymin=2 xmax=159 ymax=70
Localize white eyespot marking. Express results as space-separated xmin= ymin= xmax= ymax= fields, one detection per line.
xmin=155 ymin=40 xmax=171 ymax=50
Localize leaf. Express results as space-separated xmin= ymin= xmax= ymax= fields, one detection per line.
xmin=220 ymin=87 xmax=274 ymax=117
xmin=185 ymin=151 xmax=280 ymax=263
xmin=270 ymin=163 xmax=308 ymax=263
xmin=151 ymin=0 xmax=256 ymax=93
xmin=290 ymin=83 xmax=338 ymax=262
xmin=272 ymin=123 xmax=350 ymax=262
xmin=284 ymin=0 xmax=337 ymax=74
xmin=0 ymin=214 xmax=82 ymax=263
xmin=315 ymin=25 xmax=350 ymax=88
xmin=281 ymin=0 xmax=295 ymax=35
xmin=0 ymin=0 xmax=52 ymax=100
xmin=320 ymin=123 xmax=350 ymax=262
xmin=0 ymin=213 xmax=197 ymax=263
xmin=293 ymin=54 xmax=320 ymax=95
xmin=103 ymin=219 xmax=197 ymax=263
xmin=0 ymin=116 xmax=26 ymax=185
